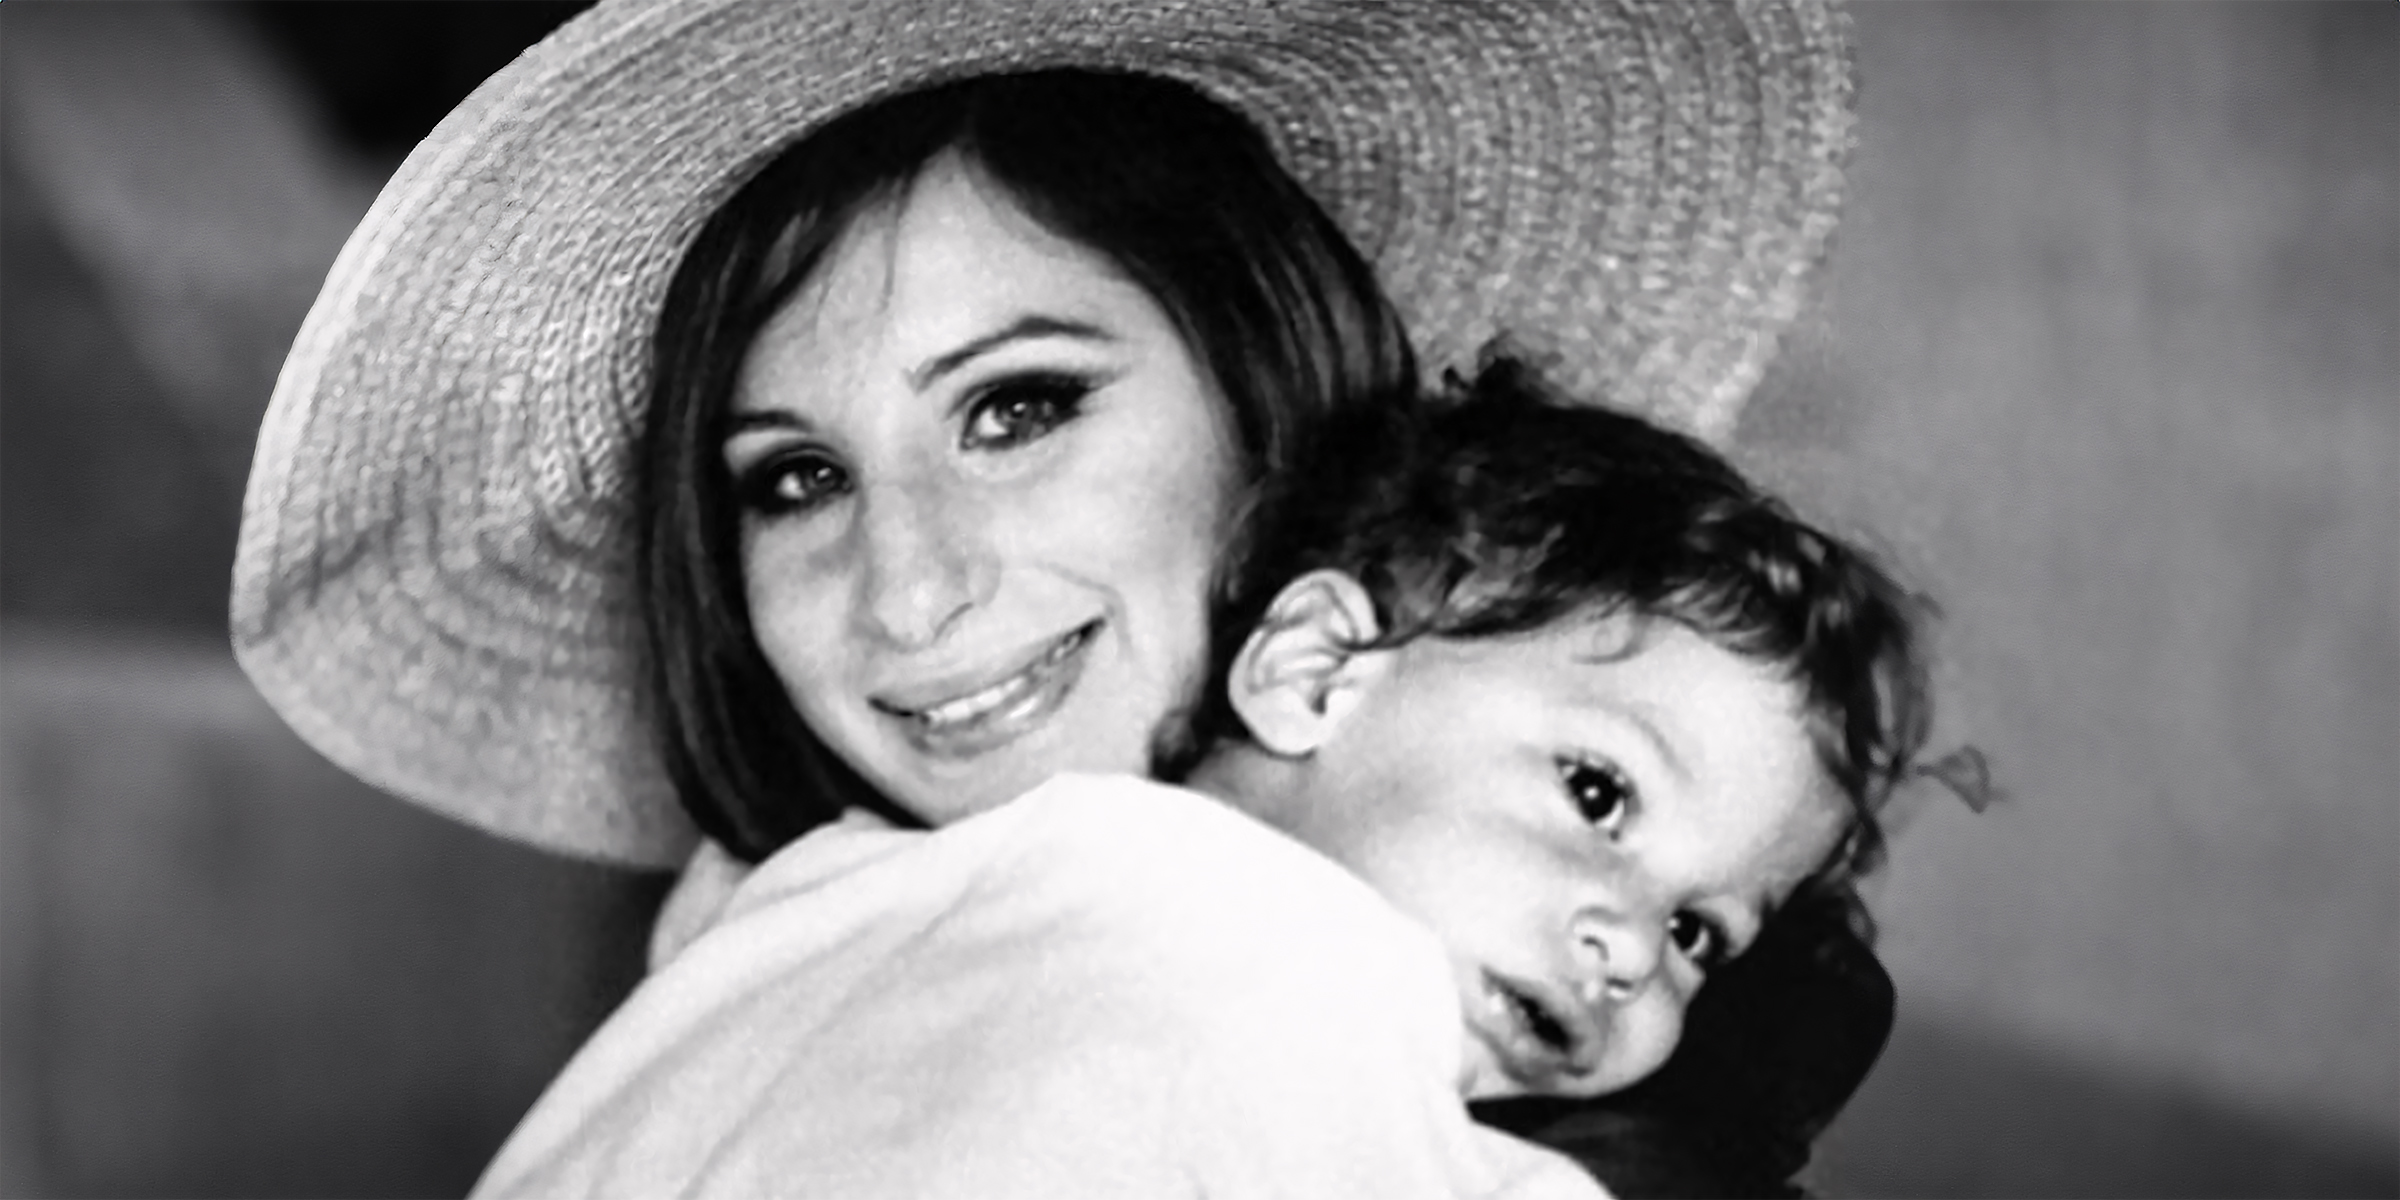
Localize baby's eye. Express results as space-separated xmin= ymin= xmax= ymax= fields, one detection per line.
xmin=1669 ymin=911 xmax=1732 ymax=971
xmin=1558 ymin=757 xmax=1634 ymax=835
xmin=961 ymin=374 xmax=1091 ymax=451
xmin=734 ymin=451 xmax=851 ymax=517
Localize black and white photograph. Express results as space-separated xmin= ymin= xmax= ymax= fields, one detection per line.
xmin=2 ymin=2 xmax=2393 ymax=1197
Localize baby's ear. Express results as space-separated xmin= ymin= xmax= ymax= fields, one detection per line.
xmin=1228 ymin=570 xmax=1390 ymax=757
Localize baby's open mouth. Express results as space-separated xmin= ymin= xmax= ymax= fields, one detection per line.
xmin=1478 ymin=969 xmax=1599 ymax=1091
xmin=1501 ymin=982 xmax=1575 ymax=1056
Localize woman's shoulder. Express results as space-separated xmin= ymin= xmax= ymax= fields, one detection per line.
xmin=649 ymin=806 xmax=921 ymax=969
xmin=1003 ymin=774 xmax=1402 ymax=923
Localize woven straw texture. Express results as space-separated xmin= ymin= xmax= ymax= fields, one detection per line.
xmin=233 ymin=0 xmax=1856 ymax=864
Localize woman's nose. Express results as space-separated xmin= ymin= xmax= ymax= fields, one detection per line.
xmin=854 ymin=472 xmax=990 ymax=649
xmin=1570 ymin=905 xmax=1668 ymax=1002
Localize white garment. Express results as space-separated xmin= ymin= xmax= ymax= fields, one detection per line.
xmin=475 ymin=774 xmax=1607 ymax=1199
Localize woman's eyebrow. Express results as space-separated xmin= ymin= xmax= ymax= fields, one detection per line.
xmin=725 ymin=409 xmax=806 ymax=436
xmin=907 ymin=314 xmax=1115 ymax=389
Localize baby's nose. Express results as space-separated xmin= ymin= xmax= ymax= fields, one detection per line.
xmin=1570 ymin=906 xmax=1667 ymax=1001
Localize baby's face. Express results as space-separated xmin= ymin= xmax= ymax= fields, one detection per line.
xmin=1274 ymin=612 xmax=1845 ymax=1100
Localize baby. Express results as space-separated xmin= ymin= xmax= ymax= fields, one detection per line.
xmin=474 ymin=357 xmax=1937 ymax=1199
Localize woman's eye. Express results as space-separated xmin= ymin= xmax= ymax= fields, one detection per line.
xmin=961 ymin=375 xmax=1091 ymax=451
xmin=1559 ymin=757 xmax=1634 ymax=835
xmin=1669 ymin=911 xmax=1731 ymax=971
xmin=734 ymin=451 xmax=850 ymax=516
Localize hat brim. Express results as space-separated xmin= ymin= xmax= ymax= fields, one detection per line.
xmin=234 ymin=0 xmax=1855 ymax=865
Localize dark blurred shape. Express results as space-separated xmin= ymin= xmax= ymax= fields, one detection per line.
xmin=2 ymin=1 xmax=590 ymax=636
xmin=240 ymin=1 xmax=593 ymax=166
xmin=0 ymin=158 xmax=244 ymax=632
xmin=2 ymin=632 xmax=669 ymax=1198
xmin=2 ymin=5 xmax=659 ymax=1196
xmin=1821 ymin=1003 xmax=2400 ymax=1199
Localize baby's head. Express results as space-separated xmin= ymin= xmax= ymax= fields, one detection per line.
xmin=1182 ymin=356 xmax=1934 ymax=1101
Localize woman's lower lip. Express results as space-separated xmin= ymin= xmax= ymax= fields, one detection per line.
xmin=886 ymin=622 xmax=1098 ymax=761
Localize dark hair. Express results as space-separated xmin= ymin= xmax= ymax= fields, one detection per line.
xmin=638 ymin=70 xmax=1417 ymax=861
xmin=1184 ymin=352 xmax=1950 ymax=888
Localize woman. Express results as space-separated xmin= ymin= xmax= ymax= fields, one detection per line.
xmin=639 ymin=69 xmax=1411 ymax=862
xmin=231 ymin=0 xmax=1868 ymax=1193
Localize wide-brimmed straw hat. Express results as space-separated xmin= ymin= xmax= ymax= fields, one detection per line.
xmin=233 ymin=0 xmax=1856 ymax=866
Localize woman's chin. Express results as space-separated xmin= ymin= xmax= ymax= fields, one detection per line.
xmin=874 ymin=726 xmax=1093 ymax=825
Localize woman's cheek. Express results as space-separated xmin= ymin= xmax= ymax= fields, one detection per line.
xmin=742 ymin=524 xmax=851 ymax=720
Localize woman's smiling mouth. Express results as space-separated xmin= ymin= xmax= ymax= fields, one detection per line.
xmin=871 ymin=620 xmax=1101 ymax=759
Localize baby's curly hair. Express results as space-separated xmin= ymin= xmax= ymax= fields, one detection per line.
xmin=1173 ymin=353 xmax=1949 ymax=892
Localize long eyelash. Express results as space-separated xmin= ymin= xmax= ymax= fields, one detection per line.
xmin=964 ymin=371 xmax=1093 ymax=416
xmin=999 ymin=369 xmax=1096 ymax=396
xmin=956 ymin=371 xmax=1095 ymax=452
xmin=728 ymin=458 xmax=779 ymax=511
xmin=730 ymin=449 xmax=841 ymax=515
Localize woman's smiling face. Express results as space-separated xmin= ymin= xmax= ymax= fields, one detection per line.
xmin=725 ymin=156 xmax=1241 ymax=825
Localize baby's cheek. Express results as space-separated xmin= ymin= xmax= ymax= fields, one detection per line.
xmin=1605 ymin=994 xmax=1689 ymax=1093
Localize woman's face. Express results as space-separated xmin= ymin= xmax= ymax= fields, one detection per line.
xmin=725 ymin=156 xmax=1241 ymax=826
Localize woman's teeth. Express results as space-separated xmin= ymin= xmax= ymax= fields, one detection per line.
xmin=909 ymin=623 xmax=1094 ymax=730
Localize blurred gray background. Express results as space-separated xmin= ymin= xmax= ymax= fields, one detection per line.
xmin=2 ymin=2 xmax=2392 ymax=1196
